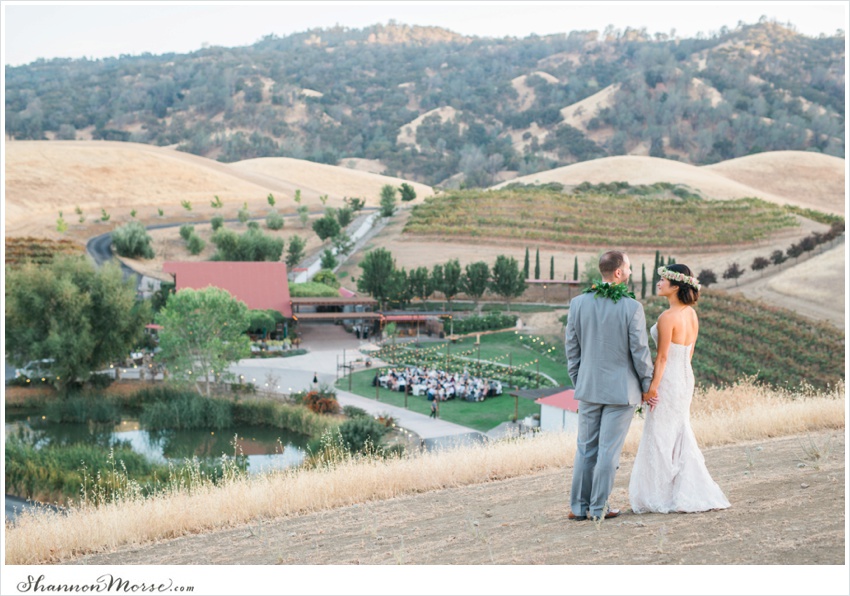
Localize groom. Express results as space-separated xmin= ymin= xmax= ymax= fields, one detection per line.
xmin=565 ymin=250 xmax=654 ymax=521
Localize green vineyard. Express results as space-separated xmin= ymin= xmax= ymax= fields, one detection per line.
xmin=643 ymin=292 xmax=845 ymax=391
xmin=404 ymin=188 xmax=799 ymax=249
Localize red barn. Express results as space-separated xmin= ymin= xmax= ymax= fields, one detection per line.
xmin=163 ymin=261 xmax=293 ymax=318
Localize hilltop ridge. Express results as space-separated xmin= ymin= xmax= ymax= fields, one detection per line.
xmin=492 ymin=151 xmax=846 ymax=215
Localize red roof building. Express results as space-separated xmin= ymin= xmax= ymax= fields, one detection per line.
xmin=535 ymin=389 xmax=579 ymax=433
xmin=534 ymin=389 xmax=579 ymax=413
xmin=163 ymin=261 xmax=293 ymax=318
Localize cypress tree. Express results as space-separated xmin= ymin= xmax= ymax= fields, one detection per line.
xmin=523 ymin=247 xmax=530 ymax=279
xmin=534 ymin=248 xmax=540 ymax=279
xmin=652 ymin=250 xmax=660 ymax=295
xmin=549 ymin=255 xmax=554 ymax=280
xmin=641 ymin=263 xmax=647 ymax=299
xmin=573 ymin=256 xmax=579 ymax=281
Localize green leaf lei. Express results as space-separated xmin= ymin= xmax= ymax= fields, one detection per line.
xmin=583 ymin=281 xmax=636 ymax=303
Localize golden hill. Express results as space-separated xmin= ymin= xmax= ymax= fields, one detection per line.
xmin=704 ymin=151 xmax=845 ymax=215
xmin=2 ymin=141 xmax=434 ymax=238
xmin=230 ymin=157 xmax=433 ymax=204
xmin=492 ymin=152 xmax=846 ymax=215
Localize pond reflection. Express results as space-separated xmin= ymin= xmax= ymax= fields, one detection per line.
xmin=5 ymin=413 xmax=309 ymax=474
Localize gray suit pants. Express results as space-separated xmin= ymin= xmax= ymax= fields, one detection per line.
xmin=570 ymin=402 xmax=634 ymax=518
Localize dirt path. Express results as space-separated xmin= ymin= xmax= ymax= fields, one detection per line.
xmin=71 ymin=430 xmax=844 ymax=566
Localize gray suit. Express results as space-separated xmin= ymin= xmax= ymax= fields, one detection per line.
xmin=565 ymin=291 xmax=653 ymax=518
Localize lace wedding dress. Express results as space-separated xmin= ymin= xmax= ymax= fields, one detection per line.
xmin=629 ymin=323 xmax=730 ymax=513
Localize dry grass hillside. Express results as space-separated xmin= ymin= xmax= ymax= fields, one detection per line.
xmin=511 ymin=71 xmax=560 ymax=111
xmin=396 ymin=106 xmax=462 ymax=148
xmin=2 ymin=141 xmax=433 ymax=241
xmin=704 ymin=151 xmax=846 ymax=215
xmin=730 ymin=242 xmax=846 ymax=328
xmin=493 ymin=152 xmax=846 ymax=215
xmin=560 ymin=83 xmax=620 ymax=130
xmin=230 ymin=157 xmax=433 ymax=204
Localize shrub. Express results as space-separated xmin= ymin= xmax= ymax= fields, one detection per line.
xmin=451 ymin=313 xmax=517 ymax=334
xmin=111 ymin=221 xmax=154 ymax=259
xmin=238 ymin=203 xmax=250 ymax=224
xmin=722 ymin=262 xmax=745 ymax=285
xmin=770 ymin=250 xmax=787 ymax=266
xmin=247 ymin=221 xmax=260 ymax=231
xmin=44 ymin=394 xmax=121 ymax=424
xmin=697 ymin=269 xmax=718 ymax=287
xmin=312 ymin=269 xmax=339 ymax=288
xmin=297 ymin=205 xmax=310 ymax=228
xmin=336 ymin=206 xmax=353 ymax=228
xmin=786 ymin=242 xmax=804 ymax=260
xmin=296 ymin=389 xmax=341 ymax=415
xmin=140 ymin=391 xmax=233 ymax=430
xmin=88 ymin=372 xmax=114 ymax=389
xmin=312 ymin=212 xmax=341 ymax=241
xmin=380 ymin=184 xmax=397 ymax=217
xmin=211 ymin=215 xmax=225 ymax=231
xmin=187 ymin=233 xmax=206 ymax=255
xmin=232 ymin=400 xmax=337 ymax=437
xmin=4 ymin=436 xmax=167 ymax=503
xmin=266 ymin=211 xmax=284 ymax=230
xmin=211 ymin=228 xmax=284 ymax=262
xmin=399 ymin=182 xmax=417 ymax=202
xmin=751 ymin=256 xmax=770 ymax=274
xmin=179 ymin=225 xmax=195 ymax=241
xmin=288 ymin=282 xmax=340 ymax=297
xmin=320 ymin=248 xmax=338 ymax=270
xmin=337 ymin=416 xmax=388 ymax=454
xmin=342 ymin=405 xmax=369 ymax=419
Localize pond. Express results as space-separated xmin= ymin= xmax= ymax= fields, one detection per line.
xmin=5 ymin=412 xmax=310 ymax=474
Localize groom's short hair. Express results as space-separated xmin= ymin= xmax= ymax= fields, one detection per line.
xmin=599 ymin=250 xmax=626 ymax=277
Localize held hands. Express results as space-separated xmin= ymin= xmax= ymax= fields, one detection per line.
xmin=642 ymin=388 xmax=659 ymax=411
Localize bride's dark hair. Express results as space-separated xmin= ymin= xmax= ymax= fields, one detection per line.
xmin=665 ymin=264 xmax=699 ymax=305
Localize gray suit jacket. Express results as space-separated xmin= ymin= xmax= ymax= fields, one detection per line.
xmin=565 ymin=291 xmax=654 ymax=406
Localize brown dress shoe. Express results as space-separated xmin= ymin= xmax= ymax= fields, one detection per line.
xmin=568 ymin=511 xmax=587 ymax=521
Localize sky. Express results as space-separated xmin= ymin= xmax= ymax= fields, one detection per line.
xmin=2 ymin=1 xmax=847 ymax=67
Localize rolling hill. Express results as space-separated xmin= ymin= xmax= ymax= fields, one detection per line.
xmin=2 ymin=141 xmax=433 ymax=239
xmin=492 ymin=151 xmax=846 ymax=215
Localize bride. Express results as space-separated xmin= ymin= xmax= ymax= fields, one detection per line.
xmin=629 ymin=264 xmax=730 ymax=514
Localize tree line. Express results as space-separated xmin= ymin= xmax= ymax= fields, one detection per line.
xmin=696 ymin=221 xmax=844 ymax=287
xmin=356 ymin=249 xmax=527 ymax=312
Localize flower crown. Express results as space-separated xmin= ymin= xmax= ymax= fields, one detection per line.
xmin=658 ymin=266 xmax=701 ymax=291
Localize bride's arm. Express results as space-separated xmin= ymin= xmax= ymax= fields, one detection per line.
xmin=690 ymin=311 xmax=699 ymax=360
xmin=648 ymin=313 xmax=674 ymax=398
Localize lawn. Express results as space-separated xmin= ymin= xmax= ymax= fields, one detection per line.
xmin=338 ymin=331 xmax=572 ymax=432
xmin=374 ymin=331 xmax=571 ymax=387
xmin=336 ymin=369 xmax=541 ymax=432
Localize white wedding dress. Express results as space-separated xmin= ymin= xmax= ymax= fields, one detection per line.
xmin=629 ymin=323 xmax=730 ymax=513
